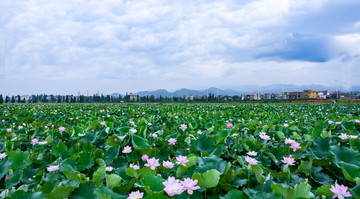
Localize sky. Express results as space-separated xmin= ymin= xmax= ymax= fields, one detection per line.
xmin=1 ymin=0 xmax=360 ymax=95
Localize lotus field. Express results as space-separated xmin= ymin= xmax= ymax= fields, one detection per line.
xmin=1 ymin=103 xmax=360 ymax=199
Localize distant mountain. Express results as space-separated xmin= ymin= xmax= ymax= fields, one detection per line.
xmin=136 ymin=89 xmax=171 ymax=97
xmin=111 ymin=93 xmax=122 ymax=97
xmin=111 ymin=84 xmax=360 ymax=97
xmin=133 ymin=87 xmax=245 ymax=97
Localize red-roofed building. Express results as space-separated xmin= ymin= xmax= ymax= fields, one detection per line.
xmin=250 ymin=92 xmax=261 ymax=100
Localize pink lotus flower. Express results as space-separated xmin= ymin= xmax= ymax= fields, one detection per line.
xmin=38 ymin=141 xmax=48 ymax=145
xmin=6 ymin=128 xmax=11 ymax=132
xmin=289 ymin=141 xmax=301 ymax=152
xmin=145 ymin=157 xmax=160 ymax=170
xmin=31 ymin=139 xmax=39 ymax=145
xmin=59 ymin=127 xmax=65 ymax=132
xmin=127 ymin=190 xmax=144 ymax=199
xmin=330 ymin=183 xmax=352 ymax=199
xmin=328 ymin=120 xmax=334 ymax=125
xmin=168 ymin=138 xmax=177 ymax=145
xmin=181 ymin=178 xmax=200 ymax=195
xmin=247 ymin=151 xmax=258 ymax=156
xmin=175 ymin=155 xmax=189 ymax=167
xmin=106 ymin=166 xmax=113 ymax=172
xmin=142 ymin=154 xmax=149 ymax=161
xmin=349 ymin=135 xmax=358 ymax=139
xmin=163 ymin=177 xmax=184 ymax=197
xmin=245 ymin=156 xmax=258 ymax=166
xmin=175 ymin=116 xmax=179 ymax=119
xmin=162 ymin=160 xmax=174 ymax=169
xmin=130 ymin=163 xmax=140 ymax=170
xmin=100 ymin=121 xmax=106 ymax=126
xmin=285 ymin=138 xmax=295 ymax=144
xmin=129 ymin=119 xmax=135 ymax=126
xmin=150 ymin=133 xmax=158 ymax=138
xmin=179 ymin=124 xmax=187 ymax=132
xmin=355 ymin=119 xmax=360 ymax=123
xmin=281 ymin=156 xmax=295 ymax=168
xmin=122 ymin=146 xmax=132 ymax=153
xmin=259 ymin=132 xmax=271 ymax=141
xmin=338 ymin=133 xmax=349 ymax=140
xmin=0 ymin=153 xmax=7 ymax=159
xmin=47 ymin=165 xmax=59 ymax=172
xmin=227 ymin=123 xmax=233 ymax=129
xmin=284 ymin=123 xmax=289 ymax=127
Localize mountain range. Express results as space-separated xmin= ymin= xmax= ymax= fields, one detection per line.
xmin=111 ymin=84 xmax=360 ymax=97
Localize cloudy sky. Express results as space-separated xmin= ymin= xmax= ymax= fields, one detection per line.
xmin=1 ymin=0 xmax=360 ymax=95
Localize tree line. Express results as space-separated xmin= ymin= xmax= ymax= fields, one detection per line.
xmin=0 ymin=93 xmax=244 ymax=103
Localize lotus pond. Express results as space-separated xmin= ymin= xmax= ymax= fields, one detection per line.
xmin=1 ymin=103 xmax=360 ymax=199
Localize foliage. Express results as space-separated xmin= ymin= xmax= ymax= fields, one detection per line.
xmin=0 ymin=102 xmax=359 ymax=198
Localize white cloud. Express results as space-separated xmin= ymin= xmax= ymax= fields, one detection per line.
xmin=1 ymin=0 xmax=359 ymax=94
xmin=334 ymin=33 xmax=360 ymax=56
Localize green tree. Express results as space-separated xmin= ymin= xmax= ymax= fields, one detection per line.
xmin=5 ymin=96 xmax=10 ymax=103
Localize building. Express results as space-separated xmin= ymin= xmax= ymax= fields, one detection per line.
xmin=263 ymin=93 xmax=272 ymax=100
xmin=288 ymin=92 xmax=306 ymax=100
xmin=129 ymin=93 xmax=138 ymax=102
xmin=250 ymin=93 xmax=261 ymax=100
xmin=317 ymin=91 xmax=328 ymax=99
xmin=306 ymin=90 xmax=318 ymax=99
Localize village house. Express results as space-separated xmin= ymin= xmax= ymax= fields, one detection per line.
xmin=129 ymin=93 xmax=138 ymax=102
xmin=288 ymin=92 xmax=306 ymax=100
xmin=306 ymin=90 xmax=318 ymax=99
xmin=317 ymin=91 xmax=328 ymax=99
xmin=250 ymin=92 xmax=261 ymax=100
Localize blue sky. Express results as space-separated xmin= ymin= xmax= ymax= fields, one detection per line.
xmin=1 ymin=0 xmax=360 ymax=95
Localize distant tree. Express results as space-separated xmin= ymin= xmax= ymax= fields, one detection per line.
xmin=56 ymin=95 xmax=61 ymax=103
xmin=50 ymin=95 xmax=56 ymax=103
xmin=124 ymin=93 xmax=130 ymax=102
xmin=11 ymin=96 xmax=15 ymax=103
xmin=65 ymin=95 xmax=69 ymax=103
xmin=42 ymin=94 xmax=48 ymax=102
xmin=0 ymin=94 xmax=3 ymax=103
xmin=105 ymin=95 xmax=111 ymax=102
xmin=5 ymin=96 xmax=10 ymax=103
xmin=79 ymin=95 xmax=85 ymax=103
xmin=71 ymin=96 xmax=76 ymax=103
